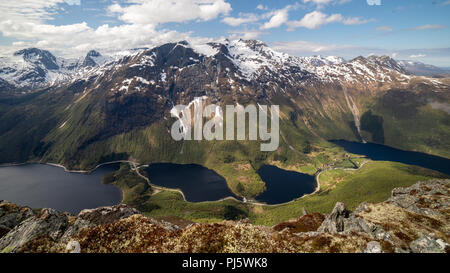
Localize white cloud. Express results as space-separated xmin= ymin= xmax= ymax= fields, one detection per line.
xmin=287 ymin=11 xmax=371 ymax=30
xmin=64 ymin=0 xmax=80 ymax=5
xmin=304 ymin=0 xmax=333 ymax=4
xmin=367 ymin=0 xmax=381 ymax=6
xmin=108 ymin=0 xmax=232 ymax=25
xmin=303 ymin=0 xmax=352 ymax=7
xmin=376 ymin=26 xmax=393 ymax=32
xmin=256 ymin=4 xmax=268 ymax=11
xmin=272 ymin=40 xmax=330 ymax=53
xmin=412 ymin=24 xmax=446 ymax=30
xmin=410 ymin=54 xmax=426 ymax=58
xmin=0 ymin=0 xmax=234 ymax=57
xmin=261 ymin=9 xmax=290 ymax=29
xmin=287 ymin=11 xmax=340 ymax=30
xmin=222 ymin=13 xmax=259 ymax=27
xmin=0 ymin=18 xmax=198 ymax=57
xmin=228 ymin=29 xmax=266 ymax=40
xmin=260 ymin=3 xmax=300 ymax=30
xmin=443 ymin=1 xmax=450 ymax=6
xmin=0 ymin=0 xmax=81 ymax=23
xmin=342 ymin=17 xmax=373 ymax=25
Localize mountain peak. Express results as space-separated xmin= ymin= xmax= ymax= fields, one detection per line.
xmin=349 ymin=55 xmax=407 ymax=74
xmin=367 ymin=55 xmax=407 ymax=74
xmin=238 ymin=39 xmax=268 ymax=49
xmin=86 ymin=50 xmax=101 ymax=58
xmin=351 ymin=55 xmax=368 ymax=63
xmin=82 ymin=50 xmax=106 ymax=67
xmin=398 ymin=59 xmax=448 ymax=76
xmin=13 ymin=48 xmax=59 ymax=70
xmin=14 ymin=48 xmax=50 ymax=57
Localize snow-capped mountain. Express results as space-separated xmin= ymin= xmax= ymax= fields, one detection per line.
xmin=397 ymin=60 xmax=450 ymax=76
xmin=0 ymin=39 xmax=446 ymax=95
xmin=299 ymin=55 xmax=346 ymax=67
xmin=0 ymin=48 xmax=112 ymax=92
xmin=0 ymin=48 xmax=70 ymax=89
xmin=86 ymin=39 xmax=443 ymax=94
xmin=81 ymin=50 xmax=111 ymax=68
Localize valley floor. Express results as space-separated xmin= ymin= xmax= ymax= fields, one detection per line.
xmin=107 ymin=158 xmax=448 ymax=226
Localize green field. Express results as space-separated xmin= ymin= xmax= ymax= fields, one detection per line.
xmin=109 ymin=160 xmax=448 ymax=226
xmin=249 ymin=161 xmax=448 ymax=225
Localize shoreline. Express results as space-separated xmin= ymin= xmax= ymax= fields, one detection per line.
xmin=248 ymin=160 xmax=369 ymax=207
xmin=0 ymin=160 xmax=125 ymax=213
xmin=0 ymin=160 xmax=130 ymax=174
xmin=0 ymin=159 xmax=342 ymax=207
xmin=134 ymin=165 xmax=243 ymax=204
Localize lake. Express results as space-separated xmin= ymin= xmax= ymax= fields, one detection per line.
xmin=145 ymin=163 xmax=239 ymax=202
xmin=4 ymin=140 xmax=447 ymax=210
xmin=331 ymin=140 xmax=450 ymax=175
xmin=0 ymin=163 xmax=121 ymax=214
xmin=255 ymin=165 xmax=316 ymax=205
xmin=146 ymin=163 xmax=316 ymax=204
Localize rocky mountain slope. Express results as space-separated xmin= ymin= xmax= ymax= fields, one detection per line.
xmin=1 ymin=179 xmax=448 ymax=253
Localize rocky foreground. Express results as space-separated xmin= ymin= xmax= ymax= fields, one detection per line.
xmin=1 ymin=179 xmax=449 ymax=253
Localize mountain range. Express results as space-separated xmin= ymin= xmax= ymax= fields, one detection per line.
xmin=2 ymin=40 xmax=449 ymax=94
xmin=0 ymin=39 xmax=449 ymax=198
xmin=397 ymin=60 xmax=450 ymax=76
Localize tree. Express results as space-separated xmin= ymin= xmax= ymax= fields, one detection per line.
xmin=303 ymin=140 xmax=312 ymax=154
xmin=236 ymin=182 xmax=245 ymax=195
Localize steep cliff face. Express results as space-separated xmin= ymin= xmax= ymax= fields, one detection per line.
xmin=1 ymin=179 xmax=448 ymax=253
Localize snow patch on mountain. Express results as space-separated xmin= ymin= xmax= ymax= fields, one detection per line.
xmin=1 ymin=40 xmax=445 ymax=94
xmin=190 ymin=43 xmax=219 ymax=57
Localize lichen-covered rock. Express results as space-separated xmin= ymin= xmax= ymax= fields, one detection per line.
xmin=389 ymin=179 xmax=450 ymax=218
xmin=66 ymin=240 xmax=81 ymax=253
xmin=0 ymin=208 xmax=69 ymax=253
xmin=317 ymin=202 xmax=348 ymax=233
xmin=77 ymin=204 xmax=141 ymax=226
xmin=60 ymin=204 xmax=142 ymax=242
xmin=409 ymin=236 xmax=448 ymax=253
xmin=364 ymin=241 xmax=382 ymax=253
xmin=0 ymin=201 xmax=34 ymax=238
xmin=315 ymin=179 xmax=450 ymax=253
xmin=315 ymin=202 xmax=384 ymax=238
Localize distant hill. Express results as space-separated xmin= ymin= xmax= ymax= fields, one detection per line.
xmin=397 ymin=60 xmax=450 ymax=76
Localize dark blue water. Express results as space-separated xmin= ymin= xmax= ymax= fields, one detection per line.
xmin=0 ymin=164 xmax=121 ymax=214
xmin=256 ymin=165 xmax=316 ymax=204
xmin=145 ymin=163 xmax=238 ymax=202
xmin=331 ymin=140 xmax=450 ymax=175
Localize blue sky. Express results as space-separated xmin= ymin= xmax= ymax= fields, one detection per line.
xmin=0 ymin=0 xmax=449 ymax=66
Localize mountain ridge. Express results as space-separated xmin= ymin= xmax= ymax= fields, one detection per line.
xmin=2 ymin=39 xmax=446 ymax=94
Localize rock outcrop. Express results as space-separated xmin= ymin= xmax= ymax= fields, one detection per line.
xmin=0 ymin=208 xmax=69 ymax=253
xmin=0 ymin=201 xmax=34 ymax=238
xmin=314 ymin=179 xmax=450 ymax=253
xmin=0 ymin=179 xmax=449 ymax=253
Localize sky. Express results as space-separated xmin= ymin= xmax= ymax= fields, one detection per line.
xmin=0 ymin=0 xmax=449 ymax=66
